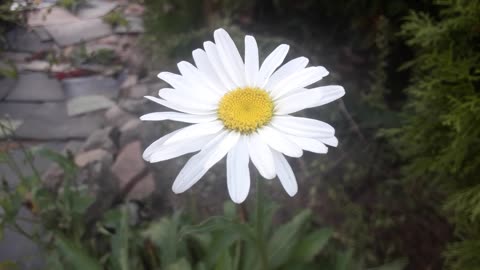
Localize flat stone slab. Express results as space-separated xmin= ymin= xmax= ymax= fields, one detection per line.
xmin=77 ymin=0 xmax=118 ymax=19
xmin=62 ymin=75 xmax=119 ymax=98
xmin=0 ymin=77 xmax=16 ymax=100
xmin=32 ymin=27 xmax=52 ymax=42
xmin=28 ymin=7 xmax=80 ymax=27
xmin=45 ymin=19 xmax=112 ymax=46
xmin=6 ymin=28 xmax=53 ymax=53
xmin=67 ymin=95 xmax=115 ymax=116
xmin=17 ymin=61 xmax=50 ymax=72
xmin=6 ymin=72 xmax=64 ymax=102
xmin=0 ymin=102 xmax=104 ymax=140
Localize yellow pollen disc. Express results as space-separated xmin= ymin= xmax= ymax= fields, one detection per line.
xmin=217 ymin=87 xmax=274 ymax=134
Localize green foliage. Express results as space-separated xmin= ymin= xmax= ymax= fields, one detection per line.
xmin=103 ymin=11 xmax=129 ymax=28
xmin=391 ymin=1 xmax=480 ymax=269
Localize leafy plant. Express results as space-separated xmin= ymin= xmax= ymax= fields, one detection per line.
xmin=391 ymin=1 xmax=480 ymax=269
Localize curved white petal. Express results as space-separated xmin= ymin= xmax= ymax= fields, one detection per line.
xmin=157 ymin=72 xmax=219 ymax=103
xmin=172 ymin=131 xmax=240 ymax=193
xmin=192 ymin=49 xmax=226 ymax=94
xmin=244 ymin=35 xmax=259 ymax=87
xmin=204 ymin=41 xmax=237 ymax=91
xmin=272 ymin=150 xmax=298 ymax=197
xmin=285 ymin=135 xmax=328 ymax=154
xmin=227 ymin=136 xmax=250 ymax=204
xmin=164 ymin=120 xmax=224 ymax=145
xmin=258 ymin=126 xmax=303 ymax=157
xmin=149 ymin=134 xmax=216 ymax=163
xmin=256 ymin=44 xmax=289 ymax=88
xmin=140 ymin=112 xmax=217 ymax=123
xmin=158 ymin=88 xmax=217 ymax=110
xmin=177 ymin=61 xmax=223 ymax=98
xmin=275 ymin=85 xmax=346 ymax=115
xmin=270 ymin=66 xmax=329 ymax=99
xmin=247 ymin=133 xmax=276 ymax=179
xmin=271 ymin=116 xmax=335 ymax=138
xmin=145 ymin=96 xmax=215 ymax=115
xmin=214 ymin=28 xmax=245 ymax=87
xmin=319 ymin=136 xmax=339 ymax=147
xmin=265 ymin=57 xmax=308 ymax=91
xmin=143 ymin=128 xmax=182 ymax=161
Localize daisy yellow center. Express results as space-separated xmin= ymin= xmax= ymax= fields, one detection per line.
xmin=217 ymin=87 xmax=274 ymax=134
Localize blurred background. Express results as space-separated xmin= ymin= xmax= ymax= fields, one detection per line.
xmin=0 ymin=0 xmax=479 ymax=269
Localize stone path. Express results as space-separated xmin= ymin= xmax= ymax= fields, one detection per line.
xmin=0 ymin=1 xmax=149 ymax=268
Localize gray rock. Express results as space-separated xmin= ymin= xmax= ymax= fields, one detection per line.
xmin=125 ymin=84 xmax=149 ymax=99
xmin=0 ymin=102 xmax=104 ymax=140
xmin=45 ymin=19 xmax=112 ymax=46
xmin=119 ymin=98 xmax=149 ymax=115
xmin=104 ymin=105 xmax=136 ymax=127
xmin=6 ymin=28 xmax=54 ymax=53
xmin=27 ymin=7 xmax=78 ymax=27
xmin=67 ymin=95 xmax=115 ymax=116
xmin=81 ymin=126 xmax=119 ymax=152
xmin=1 ymin=51 xmax=32 ymax=62
xmin=75 ymin=148 xmax=112 ymax=168
xmin=77 ymin=0 xmax=118 ymax=19
xmin=119 ymin=118 xmax=141 ymax=147
xmin=111 ymin=141 xmax=147 ymax=195
xmin=62 ymin=75 xmax=119 ymax=98
xmin=17 ymin=61 xmax=50 ymax=72
xmin=114 ymin=16 xmax=144 ymax=34
xmin=32 ymin=27 xmax=52 ymax=42
xmin=127 ymin=172 xmax=155 ymax=200
xmin=6 ymin=73 xmax=64 ymax=102
xmin=0 ymin=77 xmax=16 ymax=101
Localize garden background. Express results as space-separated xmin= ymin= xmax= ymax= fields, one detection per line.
xmin=0 ymin=0 xmax=479 ymax=269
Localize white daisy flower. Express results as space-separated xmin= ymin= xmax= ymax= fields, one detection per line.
xmin=141 ymin=28 xmax=345 ymax=204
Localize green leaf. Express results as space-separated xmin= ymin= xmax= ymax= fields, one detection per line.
xmin=267 ymin=209 xmax=312 ymax=268
xmin=335 ymin=249 xmax=354 ymax=270
xmin=37 ymin=149 xmax=76 ymax=175
xmin=166 ymin=258 xmax=192 ymax=270
xmin=55 ymin=234 xmax=102 ymax=270
xmin=291 ymin=228 xmax=333 ymax=263
xmin=111 ymin=206 xmax=130 ymax=270
xmin=179 ymin=216 xmax=253 ymax=242
xmin=369 ymin=258 xmax=408 ymax=270
xmin=0 ymin=261 xmax=18 ymax=270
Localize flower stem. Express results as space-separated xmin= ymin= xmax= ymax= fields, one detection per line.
xmin=255 ymin=176 xmax=269 ymax=270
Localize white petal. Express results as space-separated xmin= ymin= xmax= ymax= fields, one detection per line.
xmin=177 ymin=61 xmax=224 ymax=97
xmin=158 ymin=88 xmax=217 ymax=110
xmin=164 ymin=120 xmax=224 ymax=145
xmin=258 ymin=126 xmax=303 ymax=157
xmin=149 ymin=134 xmax=216 ymax=163
xmin=256 ymin=44 xmax=289 ymax=88
xmin=244 ymin=35 xmax=259 ymax=87
xmin=319 ymin=136 xmax=339 ymax=147
xmin=285 ymin=135 xmax=328 ymax=154
xmin=204 ymin=41 xmax=237 ymax=90
xmin=271 ymin=116 xmax=335 ymax=138
xmin=275 ymin=85 xmax=346 ymax=115
xmin=143 ymin=128 xmax=182 ymax=161
xmin=214 ymin=28 xmax=245 ymax=87
xmin=270 ymin=66 xmax=329 ymax=99
xmin=264 ymin=57 xmax=308 ymax=90
xmin=272 ymin=150 xmax=298 ymax=197
xmin=145 ymin=96 xmax=215 ymax=115
xmin=227 ymin=136 xmax=250 ymax=204
xmin=140 ymin=112 xmax=217 ymax=123
xmin=247 ymin=133 xmax=276 ymax=179
xmin=192 ymin=49 xmax=226 ymax=93
xmin=172 ymin=131 xmax=240 ymax=193
xmin=157 ymin=72 xmax=219 ymax=104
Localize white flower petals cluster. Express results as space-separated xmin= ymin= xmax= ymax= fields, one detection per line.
xmin=141 ymin=28 xmax=345 ymax=203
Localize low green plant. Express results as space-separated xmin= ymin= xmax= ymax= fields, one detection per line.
xmin=103 ymin=11 xmax=129 ymax=28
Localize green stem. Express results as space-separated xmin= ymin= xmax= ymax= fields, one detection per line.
xmin=255 ymin=176 xmax=269 ymax=270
